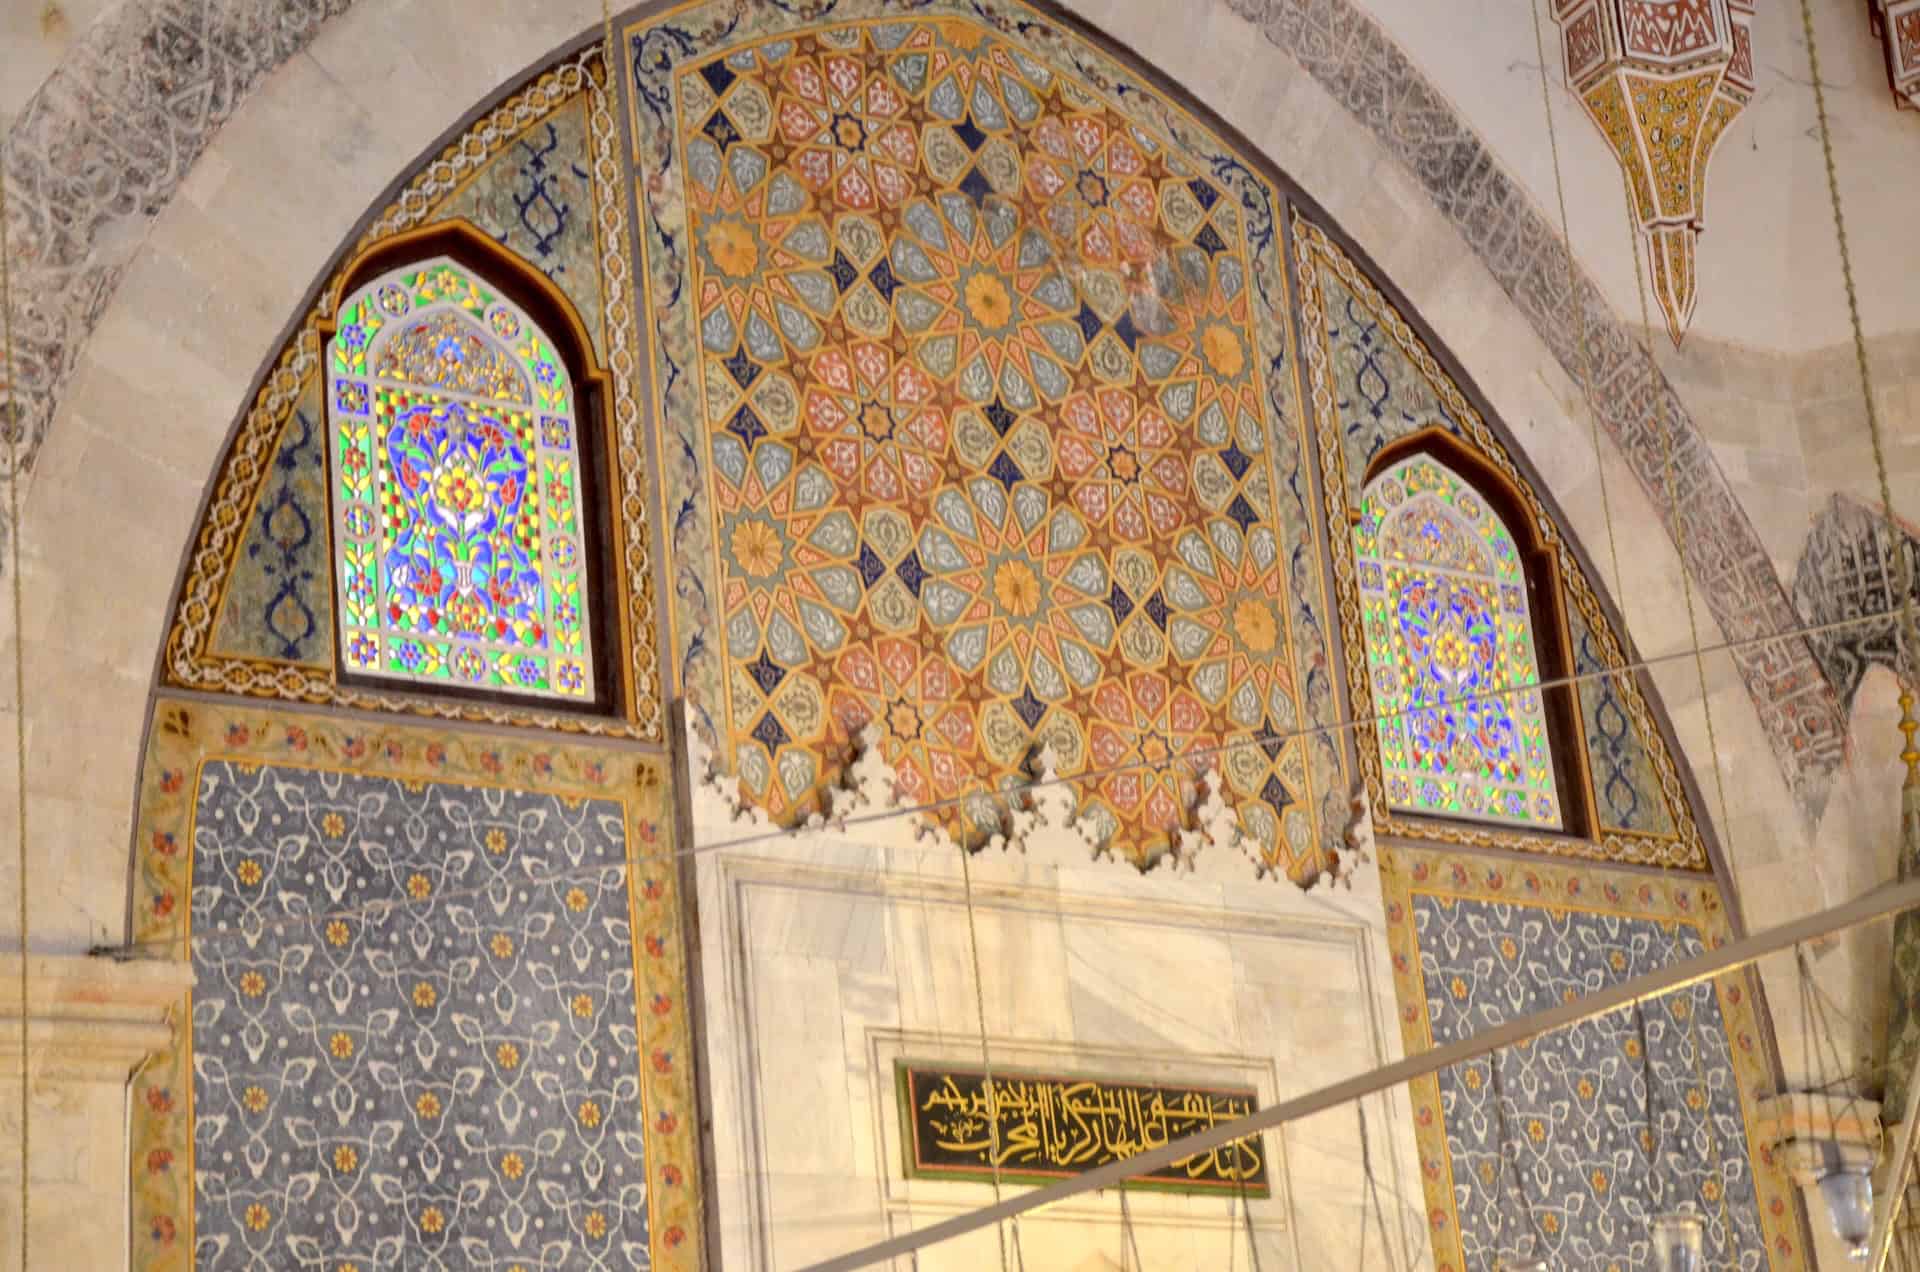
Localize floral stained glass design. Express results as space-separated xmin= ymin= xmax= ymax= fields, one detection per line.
xmin=1354 ymin=455 xmax=1561 ymax=828
xmin=327 ymin=259 xmax=594 ymax=701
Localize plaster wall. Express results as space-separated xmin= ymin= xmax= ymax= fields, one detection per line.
xmin=1354 ymin=0 xmax=1920 ymax=352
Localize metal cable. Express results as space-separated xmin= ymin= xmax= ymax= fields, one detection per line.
xmin=1 ymin=87 xmax=31 ymax=1272
xmin=956 ymin=843 xmax=1010 ymax=1272
xmin=1529 ymin=0 xmax=1627 ymax=605
xmin=1797 ymin=0 xmax=1920 ymax=693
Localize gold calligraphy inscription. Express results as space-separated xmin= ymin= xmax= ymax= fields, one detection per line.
xmin=896 ymin=1061 xmax=1271 ymax=1195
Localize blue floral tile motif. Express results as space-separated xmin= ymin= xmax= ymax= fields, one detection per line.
xmin=1415 ymin=895 xmax=1766 ymax=1270
xmin=190 ymin=760 xmax=649 ymax=1269
xmin=1567 ymin=602 xmax=1676 ymax=837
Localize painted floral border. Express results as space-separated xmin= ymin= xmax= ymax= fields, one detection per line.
xmin=1379 ymin=844 xmax=1804 ymax=1272
xmin=127 ymin=696 xmax=703 ymax=1271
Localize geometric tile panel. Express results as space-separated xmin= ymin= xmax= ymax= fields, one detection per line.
xmin=189 ymin=760 xmax=644 ymax=1267
xmin=127 ymin=700 xmax=703 ymax=1271
xmin=1382 ymin=849 xmax=1808 ymax=1272
xmin=629 ymin=0 xmax=1346 ymax=877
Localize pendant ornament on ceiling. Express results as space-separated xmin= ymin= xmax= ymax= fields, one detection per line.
xmin=1550 ymin=0 xmax=1755 ymax=345
xmin=1868 ymin=0 xmax=1920 ymax=110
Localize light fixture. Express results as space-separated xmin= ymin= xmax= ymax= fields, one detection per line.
xmin=1816 ymin=1161 xmax=1874 ymax=1260
xmin=1650 ymin=1211 xmax=1705 ymax=1272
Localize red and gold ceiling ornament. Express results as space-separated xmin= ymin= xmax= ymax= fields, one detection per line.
xmin=1868 ymin=0 xmax=1920 ymax=110
xmin=1551 ymin=0 xmax=1756 ymax=346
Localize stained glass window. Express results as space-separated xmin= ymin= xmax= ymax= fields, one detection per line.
xmin=326 ymin=258 xmax=595 ymax=702
xmin=1353 ymin=454 xmax=1562 ymax=829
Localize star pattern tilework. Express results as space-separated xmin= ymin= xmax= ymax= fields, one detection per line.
xmin=633 ymin=6 xmax=1340 ymax=873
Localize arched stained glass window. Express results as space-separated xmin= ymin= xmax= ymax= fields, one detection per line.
xmin=1354 ymin=454 xmax=1562 ymax=829
xmin=327 ymin=257 xmax=595 ymax=702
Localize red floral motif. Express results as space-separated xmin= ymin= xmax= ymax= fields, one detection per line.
xmin=151 ymin=831 xmax=179 ymax=857
xmin=655 ymin=1111 xmax=678 ymax=1135
xmin=159 ymin=769 xmax=184 ymax=794
xmin=153 ymin=892 xmax=175 ymax=918
xmin=665 ymin=1226 xmax=686 ymax=1248
xmin=225 ymin=724 xmax=251 ymax=746
xmin=147 ymin=1148 xmax=173 ymax=1173
xmin=150 ymin=1216 xmax=176 ymax=1245
xmin=650 ymin=994 xmax=672 ymax=1016
xmin=146 ymin=1086 xmax=172 ymax=1113
xmin=644 ymin=935 xmax=666 ymax=957
xmin=661 ymin=1164 xmax=683 ymax=1187
xmin=651 ymin=1049 xmax=673 ymax=1074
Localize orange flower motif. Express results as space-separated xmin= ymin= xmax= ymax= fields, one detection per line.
xmin=578 ymin=1100 xmax=602 ymax=1128
xmin=239 ymin=971 xmax=267 ymax=998
xmin=1449 ymin=976 xmax=1468 ymax=1000
xmin=485 ymin=828 xmax=509 ymax=854
xmin=412 ymin=982 xmax=437 ymax=1008
xmin=419 ymin=1207 xmax=445 ymax=1234
xmin=244 ymin=1203 xmax=271 ymax=1232
xmin=406 ymin=873 xmax=432 ymax=900
xmin=571 ymin=994 xmax=594 ymax=1019
xmin=500 ymin=1152 xmax=525 ymax=1180
xmin=490 ymin=934 xmax=514 ymax=959
xmin=326 ymin=920 xmax=351 ymax=947
xmin=1527 ymin=1119 xmax=1546 ymax=1143
xmin=415 ymin=1092 xmax=442 ymax=1119
xmin=564 ymin=887 xmax=589 ymax=913
xmin=237 ymin=859 xmax=263 ymax=887
xmin=496 ymin=1042 xmax=521 ymax=1070
xmin=329 ymin=1032 xmax=354 ymax=1059
xmin=242 ymin=1086 xmax=268 ymax=1114
xmin=333 ymin=1145 xmax=358 ymax=1173
xmin=1591 ymin=1169 xmax=1609 ymax=1193
xmin=321 ymin=812 xmax=346 ymax=838
xmin=584 ymin=1210 xmax=608 ymax=1240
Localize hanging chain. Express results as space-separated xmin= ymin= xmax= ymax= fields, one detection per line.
xmin=1 ymin=88 xmax=31 ymax=1272
xmin=1529 ymin=0 xmax=1627 ymax=604
xmin=957 ymin=845 xmax=1011 ymax=1272
xmin=1796 ymin=0 xmax=1920 ymax=691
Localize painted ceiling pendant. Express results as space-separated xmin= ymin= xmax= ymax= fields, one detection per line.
xmin=1551 ymin=0 xmax=1755 ymax=345
xmin=1868 ymin=0 xmax=1920 ymax=110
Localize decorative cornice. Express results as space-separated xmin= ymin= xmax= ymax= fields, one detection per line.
xmin=0 ymin=953 xmax=192 ymax=1084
